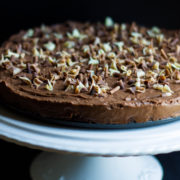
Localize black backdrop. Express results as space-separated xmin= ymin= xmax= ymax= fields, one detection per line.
xmin=0 ymin=0 xmax=180 ymax=41
xmin=1 ymin=0 xmax=180 ymax=179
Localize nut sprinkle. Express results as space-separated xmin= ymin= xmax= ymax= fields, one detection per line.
xmin=0 ymin=17 xmax=180 ymax=97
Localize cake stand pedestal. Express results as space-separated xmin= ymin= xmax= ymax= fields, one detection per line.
xmin=31 ymin=153 xmax=162 ymax=180
xmin=0 ymin=106 xmax=180 ymax=180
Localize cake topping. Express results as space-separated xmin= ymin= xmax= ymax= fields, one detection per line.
xmin=23 ymin=29 xmax=34 ymax=40
xmin=0 ymin=17 xmax=180 ymax=97
xmin=19 ymin=76 xmax=32 ymax=85
xmin=43 ymin=42 xmax=56 ymax=51
xmin=110 ymin=86 xmax=120 ymax=94
xmin=45 ymin=80 xmax=53 ymax=91
xmin=105 ymin=17 xmax=114 ymax=28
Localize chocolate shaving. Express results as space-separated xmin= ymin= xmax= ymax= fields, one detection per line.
xmin=127 ymin=87 xmax=136 ymax=94
xmin=161 ymin=49 xmax=168 ymax=59
xmin=105 ymin=67 xmax=109 ymax=78
xmin=144 ymin=80 xmax=151 ymax=88
xmin=1 ymin=19 xmax=180 ymax=98
xmin=125 ymin=97 xmax=132 ymax=101
xmin=90 ymin=86 xmax=97 ymax=95
xmin=79 ymin=73 xmax=84 ymax=82
xmin=127 ymin=79 xmax=135 ymax=86
xmin=176 ymin=45 xmax=180 ymax=56
xmin=171 ymin=38 xmax=179 ymax=46
xmin=110 ymin=86 xmax=120 ymax=94
xmin=27 ymin=63 xmax=32 ymax=74
xmin=17 ymin=44 xmax=22 ymax=54
xmin=174 ymin=80 xmax=180 ymax=84
xmin=117 ymin=79 xmax=125 ymax=89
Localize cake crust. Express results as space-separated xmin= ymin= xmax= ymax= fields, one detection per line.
xmin=1 ymin=18 xmax=180 ymax=124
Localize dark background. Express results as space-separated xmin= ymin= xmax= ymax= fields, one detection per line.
xmin=1 ymin=0 xmax=180 ymax=179
xmin=1 ymin=140 xmax=180 ymax=180
xmin=0 ymin=0 xmax=180 ymax=42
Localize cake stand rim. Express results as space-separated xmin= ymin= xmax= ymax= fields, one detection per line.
xmin=0 ymin=106 xmax=180 ymax=156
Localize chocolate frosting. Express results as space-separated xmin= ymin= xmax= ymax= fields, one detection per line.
xmin=1 ymin=19 xmax=180 ymax=124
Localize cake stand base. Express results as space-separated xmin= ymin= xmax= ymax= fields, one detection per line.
xmin=30 ymin=152 xmax=163 ymax=180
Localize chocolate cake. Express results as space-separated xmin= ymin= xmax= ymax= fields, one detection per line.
xmin=1 ymin=17 xmax=180 ymax=124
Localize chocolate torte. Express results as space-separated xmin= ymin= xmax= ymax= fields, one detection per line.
xmin=1 ymin=17 xmax=180 ymax=124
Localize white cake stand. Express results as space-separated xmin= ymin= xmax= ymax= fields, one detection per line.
xmin=1 ymin=106 xmax=180 ymax=180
